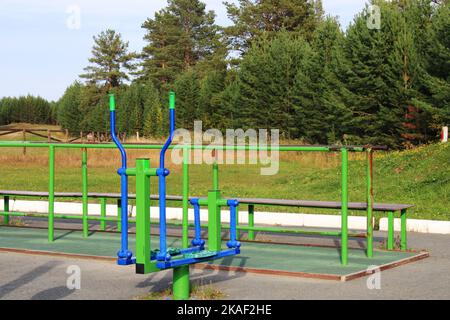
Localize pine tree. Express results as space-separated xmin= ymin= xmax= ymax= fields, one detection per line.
xmin=224 ymin=0 xmax=324 ymax=54
xmin=141 ymin=0 xmax=221 ymax=86
xmin=80 ymin=29 xmax=137 ymax=89
xmin=174 ymin=69 xmax=201 ymax=129
xmin=56 ymin=82 xmax=84 ymax=134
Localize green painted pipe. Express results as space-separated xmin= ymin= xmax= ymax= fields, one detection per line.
xmin=366 ymin=149 xmax=373 ymax=258
xmin=182 ymin=147 xmax=189 ymax=248
xmin=0 ymin=141 xmax=366 ymax=152
xmin=387 ymin=211 xmax=394 ymax=250
xmin=48 ymin=145 xmax=55 ymax=242
xmin=173 ymin=266 xmax=189 ymax=300
xmin=248 ymin=204 xmax=255 ymax=240
xmin=3 ymin=196 xmax=9 ymax=225
xmin=212 ymin=162 xmax=219 ymax=190
xmin=100 ymin=198 xmax=107 ymax=230
xmin=341 ymin=148 xmax=349 ymax=266
xmin=82 ymin=148 xmax=89 ymax=237
xmin=401 ymin=209 xmax=407 ymax=250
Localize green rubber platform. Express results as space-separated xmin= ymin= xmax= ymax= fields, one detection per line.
xmin=0 ymin=226 xmax=425 ymax=280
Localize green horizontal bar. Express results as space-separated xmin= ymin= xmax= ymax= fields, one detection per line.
xmin=0 ymin=141 xmax=365 ymax=152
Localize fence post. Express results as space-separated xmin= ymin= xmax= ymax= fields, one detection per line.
xmin=182 ymin=147 xmax=189 ymax=248
xmin=387 ymin=211 xmax=394 ymax=250
xmin=48 ymin=145 xmax=55 ymax=242
xmin=3 ymin=196 xmax=10 ymax=225
xmin=100 ymin=197 xmax=107 ymax=231
xmin=82 ymin=148 xmax=89 ymax=237
xmin=366 ymin=148 xmax=374 ymax=258
xmin=248 ymin=204 xmax=255 ymax=241
xmin=341 ymin=148 xmax=349 ymax=266
xmin=401 ymin=209 xmax=407 ymax=251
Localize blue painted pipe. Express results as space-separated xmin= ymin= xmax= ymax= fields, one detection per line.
xmin=109 ymin=94 xmax=134 ymax=265
xmin=156 ymin=98 xmax=175 ymax=261
xmin=227 ymin=199 xmax=241 ymax=249
xmin=190 ymin=198 xmax=205 ymax=248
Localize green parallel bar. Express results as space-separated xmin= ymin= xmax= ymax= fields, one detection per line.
xmin=341 ymin=148 xmax=349 ymax=265
xmin=182 ymin=147 xmax=189 ymax=248
xmin=401 ymin=209 xmax=407 ymax=251
xmin=207 ymin=189 xmax=221 ymax=251
xmin=173 ymin=266 xmax=190 ymax=300
xmin=100 ymin=198 xmax=107 ymax=231
xmin=0 ymin=211 xmax=117 ymax=221
xmin=212 ymin=162 xmax=219 ymax=190
xmin=248 ymin=204 xmax=255 ymax=240
xmin=117 ymin=199 xmax=122 ymax=232
xmin=48 ymin=145 xmax=55 ymax=242
xmin=387 ymin=211 xmax=394 ymax=250
xmin=135 ymin=158 xmax=152 ymax=273
xmin=82 ymin=148 xmax=89 ymax=237
xmin=366 ymin=149 xmax=373 ymax=258
xmin=3 ymin=196 xmax=9 ymax=225
xmin=0 ymin=141 xmax=363 ymax=152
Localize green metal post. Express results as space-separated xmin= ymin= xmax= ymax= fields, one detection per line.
xmin=135 ymin=158 xmax=152 ymax=273
xmin=82 ymin=148 xmax=89 ymax=237
xmin=387 ymin=211 xmax=394 ymax=250
xmin=100 ymin=198 xmax=107 ymax=231
xmin=173 ymin=266 xmax=190 ymax=300
xmin=212 ymin=162 xmax=219 ymax=190
xmin=401 ymin=209 xmax=407 ymax=251
xmin=3 ymin=196 xmax=9 ymax=225
xmin=48 ymin=145 xmax=55 ymax=242
xmin=366 ymin=149 xmax=373 ymax=258
xmin=341 ymin=148 xmax=348 ymax=266
xmin=207 ymin=189 xmax=221 ymax=251
xmin=182 ymin=147 xmax=189 ymax=248
xmin=248 ymin=204 xmax=255 ymax=241
xmin=117 ymin=198 xmax=122 ymax=232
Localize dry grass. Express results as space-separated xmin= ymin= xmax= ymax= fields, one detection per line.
xmin=136 ymin=281 xmax=226 ymax=300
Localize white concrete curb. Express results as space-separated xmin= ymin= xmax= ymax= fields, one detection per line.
xmin=1 ymin=199 xmax=449 ymax=235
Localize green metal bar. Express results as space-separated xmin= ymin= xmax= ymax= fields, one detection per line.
xmin=387 ymin=211 xmax=394 ymax=250
xmin=0 ymin=211 xmax=118 ymax=221
xmin=207 ymin=190 xmax=221 ymax=251
xmin=366 ymin=149 xmax=373 ymax=258
xmin=247 ymin=204 xmax=255 ymax=240
xmin=341 ymin=148 xmax=348 ymax=265
xmin=173 ymin=266 xmax=190 ymax=300
xmin=401 ymin=209 xmax=407 ymax=251
xmin=135 ymin=158 xmax=152 ymax=273
xmin=48 ymin=145 xmax=55 ymax=242
xmin=182 ymin=147 xmax=189 ymax=248
xmin=82 ymin=148 xmax=88 ymax=237
xmin=117 ymin=198 xmax=122 ymax=232
xmin=3 ymin=196 xmax=9 ymax=225
xmin=0 ymin=141 xmax=367 ymax=152
xmin=212 ymin=162 xmax=219 ymax=190
xmin=100 ymin=197 xmax=107 ymax=231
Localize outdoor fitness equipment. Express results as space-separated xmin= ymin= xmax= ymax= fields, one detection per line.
xmin=109 ymin=92 xmax=241 ymax=298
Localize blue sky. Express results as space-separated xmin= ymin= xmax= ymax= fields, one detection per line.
xmin=0 ymin=0 xmax=368 ymax=101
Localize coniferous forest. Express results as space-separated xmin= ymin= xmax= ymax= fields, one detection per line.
xmin=1 ymin=0 xmax=449 ymax=148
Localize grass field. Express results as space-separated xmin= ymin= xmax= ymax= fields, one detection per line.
xmin=0 ymin=124 xmax=449 ymax=221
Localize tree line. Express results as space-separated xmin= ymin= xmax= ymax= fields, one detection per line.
xmin=2 ymin=0 xmax=449 ymax=148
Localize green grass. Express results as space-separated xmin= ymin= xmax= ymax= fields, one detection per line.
xmin=0 ymin=142 xmax=449 ymax=221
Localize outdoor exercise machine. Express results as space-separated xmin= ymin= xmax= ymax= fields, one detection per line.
xmin=109 ymin=92 xmax=241 ymax=299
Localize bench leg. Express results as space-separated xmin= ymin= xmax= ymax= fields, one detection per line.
xmin=248 ymin=204 xmax=255 ymax=241
xmin=387 ymin=211 xmax=394 ymax=250
xmin=401 ymin=209 xmax=407 ymax=251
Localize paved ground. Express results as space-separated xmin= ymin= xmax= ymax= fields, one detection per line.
xmin=0 ymin=226 xmax=449 ymax=299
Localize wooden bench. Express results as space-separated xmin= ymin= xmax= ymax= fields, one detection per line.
xmin=0 ymin=190 xmax=411 ymax=251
